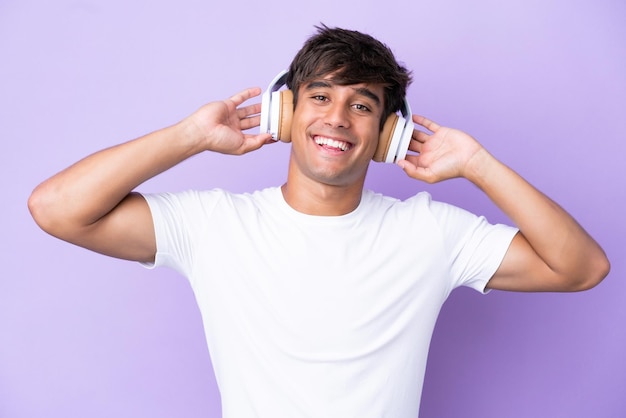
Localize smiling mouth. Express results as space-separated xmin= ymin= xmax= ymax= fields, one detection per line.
xmin=314 ymin=136 xmax=352 ymax=152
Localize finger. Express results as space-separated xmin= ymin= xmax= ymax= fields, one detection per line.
xmin=396 ymin=158 xmax=437 ymax=184
xmin=237 ymin=102 xmax=262 ymax=119
xmin=229 ymin=87 xmax=262 ymax=106
xmin=412 ymin=114 xmax=441 ymax=132
xmin=408 ymin=138 xmax=422 ymax=153
xmin=240 ymin=114 xmax=261 ymax=130
xmin=239 ymin=133 xmax=274 ymax=153
xmin=412 ymin=129 xmax=429 ymax=143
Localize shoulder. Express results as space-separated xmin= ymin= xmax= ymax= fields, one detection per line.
xmin=362 ymin=189 xmax=514 ymax=237
xmin=361 ymin=189 xmax=439 ymax=216
xmin=143 ymin=186 xmax=280 ymax=208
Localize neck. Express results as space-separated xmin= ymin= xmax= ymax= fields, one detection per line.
xmin=281 ymin=177 xmax=364 ymax=216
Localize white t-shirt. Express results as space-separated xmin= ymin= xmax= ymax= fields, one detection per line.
xmin=142 ymin=187 xmax=517 ymax=418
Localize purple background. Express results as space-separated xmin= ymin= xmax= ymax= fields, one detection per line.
xmin=1 ymin=0 xmax=625 ymax=417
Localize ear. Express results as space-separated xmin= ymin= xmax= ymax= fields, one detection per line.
xmin=372 ymin=114 xmax=399 ymax=162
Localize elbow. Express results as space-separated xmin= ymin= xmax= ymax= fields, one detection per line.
xmin=28 ymin=183 xmax=63 ymax=237
xmin=588 ymin=253 xmax=611 ymax=290
xmin=28 ymin=185 xmax=51 ymax=232
xmin=571 ymin=251 xmax=611 ymax=292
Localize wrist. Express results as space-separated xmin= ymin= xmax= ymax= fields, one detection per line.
xmin=174 ymin=117 xmax=210 ymax=156
xmin=463 ymin=148 xmax=500 ymax=189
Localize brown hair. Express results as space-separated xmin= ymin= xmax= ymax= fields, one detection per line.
xmin=286 ymin=24 xmax=412 ymax=128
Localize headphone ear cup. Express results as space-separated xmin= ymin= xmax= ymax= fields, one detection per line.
xmin=373 ymin=114 xmax=399 ymax=162
xmin=277 ymin=90 xmax=293 ymax=143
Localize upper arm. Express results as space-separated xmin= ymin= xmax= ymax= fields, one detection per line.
xmin=40 ymin=192 xmax=157 ymax=263
xmin=486 ymin=232 xmax=591 ymax=292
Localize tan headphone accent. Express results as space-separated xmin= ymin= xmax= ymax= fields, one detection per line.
xmin=373 ymin=114 xmax=399 ymax=162
xmin=277 ymin=90 xmax=294 ymax=143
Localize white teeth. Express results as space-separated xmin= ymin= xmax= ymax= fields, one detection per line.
xmin=314 ymin=136 xmax=350 ymax=151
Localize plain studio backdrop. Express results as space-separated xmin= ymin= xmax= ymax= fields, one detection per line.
xmin=1 ymin=0 xmax=624 ymax=417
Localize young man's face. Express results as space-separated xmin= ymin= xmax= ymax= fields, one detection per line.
xmin=288 ymin=75 xmax=385 ymax=189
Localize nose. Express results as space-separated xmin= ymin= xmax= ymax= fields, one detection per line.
xmin=323 ymin=103 xmax=350 ymax=129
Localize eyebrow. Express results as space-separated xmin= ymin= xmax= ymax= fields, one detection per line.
xmin=305 ymin=81 xmax=382 ymax=106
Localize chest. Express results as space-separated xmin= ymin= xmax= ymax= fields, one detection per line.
xmin=192 ymin=215 xmax=450 ymax=358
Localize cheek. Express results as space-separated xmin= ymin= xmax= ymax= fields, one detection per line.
xmin=289 ymin=107 xmax=310 ymax=139
xmin=363 ymin=124 xmax=382 ymax=154
xmin=289 ymin=121 xmax=308 ymax=148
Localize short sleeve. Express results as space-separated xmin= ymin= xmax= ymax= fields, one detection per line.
xmin=140 ymin=190 xmax=224 ymax=278
xmin=428 ymin=198 xmax=518 ymax=293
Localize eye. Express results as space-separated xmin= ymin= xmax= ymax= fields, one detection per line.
xmin=353 ymin=103 xmax=371 ymax=112
xmin=311 ymin=95 xmax=328 ymax=102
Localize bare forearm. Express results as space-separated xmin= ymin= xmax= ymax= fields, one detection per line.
xmin=28 ymin=88 xmax=269 ymax=261
xmin=403 ymin=115 xmax=609 ymax=290
xmin=29 ymin=119 xmax=200 ymax=235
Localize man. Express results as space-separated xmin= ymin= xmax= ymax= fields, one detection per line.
xmin=29 ymin=25 xmax=609 ymax=417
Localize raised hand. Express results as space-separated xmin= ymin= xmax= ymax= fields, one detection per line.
xmin=397 ymin=115 xmax=486 ymax=184
xmin=184 ymin=87 xmax=274 ymax=155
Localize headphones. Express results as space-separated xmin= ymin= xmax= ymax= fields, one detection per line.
xmin=260 ymin=70 xmax=414 ymax=163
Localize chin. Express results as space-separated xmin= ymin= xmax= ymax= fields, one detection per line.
xmin=311 ymin=166 xmax=368 ymax=188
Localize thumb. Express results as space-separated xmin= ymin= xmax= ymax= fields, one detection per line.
xmin=240 ymin=133 xmax=275 ymax=154
xmin=397 ymin=159 xmax=434 ymax=183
